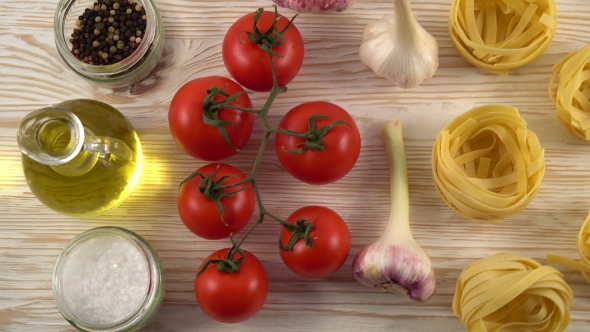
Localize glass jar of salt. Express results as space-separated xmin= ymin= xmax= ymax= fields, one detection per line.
xmin=53 ymin=227 xmax=164 ymax=331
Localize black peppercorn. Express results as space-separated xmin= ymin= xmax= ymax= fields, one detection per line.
xmin=69 ymin=0 xmax=147 ymax=65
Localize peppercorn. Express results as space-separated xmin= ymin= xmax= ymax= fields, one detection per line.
xmin=69 ymin=0 xmax=147 ymax=65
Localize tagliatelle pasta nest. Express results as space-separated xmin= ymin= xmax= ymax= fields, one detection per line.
xmin=432 ymin=105 xmax=544 ymax=222
xmin=549 ymin=45 xmax=590 ymax=140
xmin=546 ymin=210 xmax=590 ymax=283
xmin=453 ymin=253 xmax=573 ymax=332
xmin=449 ymin=0 xmax=557 ymax=75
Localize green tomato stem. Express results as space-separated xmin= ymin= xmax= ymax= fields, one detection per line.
xmin=226 ymin=50 xmax=292 ymax=262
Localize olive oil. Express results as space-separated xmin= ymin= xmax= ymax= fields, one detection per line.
xmin=21 ymin=99 xmax=142 ymax=217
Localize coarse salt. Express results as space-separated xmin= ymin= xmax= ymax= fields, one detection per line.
xmin=61 ymin=235 xmax=150 ymax=325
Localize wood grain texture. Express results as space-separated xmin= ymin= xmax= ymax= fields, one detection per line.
xmin=1 ymin=0 xmax=590 ymax=331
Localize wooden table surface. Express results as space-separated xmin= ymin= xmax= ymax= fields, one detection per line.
xmin=2 ymin=0 xmax=590 ymax=331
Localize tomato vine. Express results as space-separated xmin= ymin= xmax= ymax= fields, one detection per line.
xmin=178 ymin=6 xmax=354 ymax=275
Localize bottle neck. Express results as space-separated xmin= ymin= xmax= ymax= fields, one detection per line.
xmin=17 ymin=107 xmax=85 ymax=166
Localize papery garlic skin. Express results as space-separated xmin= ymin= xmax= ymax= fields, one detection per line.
xmin=352 ymin=240 xmax=435 ymax=302
xmin=359 ymin=0 xmax=439 ymax=89
xmin=273 ymin=0 xmax=355 ymax=12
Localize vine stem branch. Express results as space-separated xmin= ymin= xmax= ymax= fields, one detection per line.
xmin=227 ymin=52 xmax=293 ymax=261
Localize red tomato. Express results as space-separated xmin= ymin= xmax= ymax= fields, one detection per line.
xmin=168 ymin=76 xmax=254 ymax=161
xmin=274 ymin=101 xmax=361 ymax=185
xmin=280 ymin=206 xmax=351 ymax=279
xmin=178 ymin=163 xmax=255 ymax=240
xmin=222 ymin=9 xmax=304 ymax=92
xmin=195 ymin=248 xmax=268 ymax=323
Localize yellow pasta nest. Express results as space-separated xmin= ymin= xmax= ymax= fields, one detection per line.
xmin=432 ymin=105 xmax=544 ymax=222
xmin=549 ymin=45 xmax=590 ymax=140
xmin=453 ymin=253 xmax=573 ymax=332
xmin=449 ymin=0 xmax=557 ymax=75
xmin=546 ymin=210 xmax=590 ymax=283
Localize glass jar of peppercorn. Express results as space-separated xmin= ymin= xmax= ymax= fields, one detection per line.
xmin=54 ymin=0 xmax=164 ymax=87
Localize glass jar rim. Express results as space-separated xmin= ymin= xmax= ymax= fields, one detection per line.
xmin=53 ymin=0 xmax=158 ymax=76
xmin=52 ymin=226 xmax=163 ymax=331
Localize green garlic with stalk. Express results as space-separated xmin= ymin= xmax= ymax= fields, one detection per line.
xmin=352 ymin=121 xmax=436 ymax=302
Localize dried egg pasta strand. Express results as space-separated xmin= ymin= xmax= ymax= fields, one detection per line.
xmin=453 ymin=253 xmax=573 ymax=332
xmin=449 ymin=0 xmax=557 ymax=74
xmin=546 ymin=210 xmax=590 ymax=282
xmin=432 ymin=105 xmax=545 ymax=222
xmin=548 ymin=45 xmax=590 ymax=140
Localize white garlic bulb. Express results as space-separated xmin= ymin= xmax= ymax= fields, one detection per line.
xmin=359 ymin=0 xmax=439 ymax=89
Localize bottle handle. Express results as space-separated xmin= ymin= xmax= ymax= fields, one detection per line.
xmin=83 ymin=135 xmax=132 ymax=165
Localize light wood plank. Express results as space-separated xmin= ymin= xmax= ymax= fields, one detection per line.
xmin=1 ymin=0 xmax=590 ymax=331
